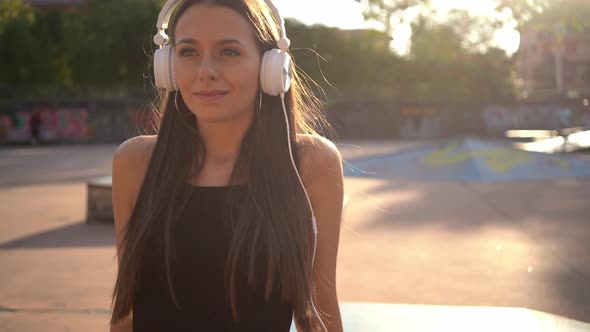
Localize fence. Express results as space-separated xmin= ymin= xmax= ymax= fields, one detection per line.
xmin=326 ymin=98 xmax=590 ymax=140
xmin=1 ymin=97 xmax=589 ymax=144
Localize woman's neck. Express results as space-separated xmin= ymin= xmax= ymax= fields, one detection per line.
xmin=196 ymin=114 xmax=253 ymax=165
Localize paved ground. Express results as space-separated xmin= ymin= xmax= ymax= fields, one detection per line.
xmin=1 ymin=141 xmax=589 ymax=331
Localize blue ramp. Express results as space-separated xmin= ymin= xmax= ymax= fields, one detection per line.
xmin=344 ymin=138 xmax=590 ymax=183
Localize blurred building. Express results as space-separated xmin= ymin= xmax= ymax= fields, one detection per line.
xmin=517 ymin=25 xmax=590 ymax=100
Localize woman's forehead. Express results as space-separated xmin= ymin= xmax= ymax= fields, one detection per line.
xmin=174 ymin=4 xmax=256 ymax=45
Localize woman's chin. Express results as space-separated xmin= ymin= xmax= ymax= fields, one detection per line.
xmin=190 ymin=109 xmax=249 ymax=124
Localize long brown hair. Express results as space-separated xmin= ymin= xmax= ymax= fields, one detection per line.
xmin=111 ymin=0 xmax=332 ymax=329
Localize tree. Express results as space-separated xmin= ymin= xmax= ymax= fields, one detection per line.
xmin=357 ymin=0 xmax=522 ymax=54
xmin=0 ymin=0 xmax=70 ymax=97
xmin=492 ymin=0 xmax=589 ymax=40
xmin=354 ymin=0 xmax=517 ymax=103
xmin=0 ymin=0 xmax=525 ymax=103
xmin=0 ymin=0 xmax=166 ymax=98
xmin=358 ymin=0 xmax=433 ymax=42
xmin=286 ymin=19 xmax=402 ymax=99
xmin=69 ymin=0 xmax=165 ymax=96
xmin=495 ymin=0 xmax=550 ymax=27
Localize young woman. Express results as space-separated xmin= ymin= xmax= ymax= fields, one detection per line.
xmin=110 ymin=0 xmax=343 ymax=331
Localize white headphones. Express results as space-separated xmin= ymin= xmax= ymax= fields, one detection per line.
xmin=152 ymin=0 xmax=293 ymax=96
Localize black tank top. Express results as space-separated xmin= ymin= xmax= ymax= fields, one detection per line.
xmin=133 ymin=184 xmax=294 ymax=331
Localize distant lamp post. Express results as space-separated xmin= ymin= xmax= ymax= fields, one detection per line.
xmin=554 ymin=23 xmax=566 ymax=96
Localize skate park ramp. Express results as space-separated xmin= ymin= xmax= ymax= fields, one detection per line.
xmin=343 ymin=137 xmax=590 ymax=182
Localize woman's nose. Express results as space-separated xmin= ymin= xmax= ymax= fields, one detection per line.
xmin=198 ymin=55 xmax=218 ymax=81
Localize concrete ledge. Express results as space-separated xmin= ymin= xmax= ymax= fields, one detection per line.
xmin=289 ymin=302 xmax=590 ymax=332
xmin=86 ymin=176 xmax=113 ymax=223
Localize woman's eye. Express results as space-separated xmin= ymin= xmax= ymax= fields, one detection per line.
xmin=221 ymin=49 xmax=240 ymax=56
xmin=179 ymin=48 xmax=197 ymax=57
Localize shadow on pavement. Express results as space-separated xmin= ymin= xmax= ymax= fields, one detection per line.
xmin=0 ymin=222 xmax=115 ymax=249
xmin=343 ymin=178 xmax=590 ymax=323
xmin=359 ymin=178 xmax=590 ymax=232
xmin=544 ymin=267 xmax=590 ymax=324
xmin=0 ymin=171 xmax=113 ymax=189
xmin=0 ymin=145 xmax=115 ymax=189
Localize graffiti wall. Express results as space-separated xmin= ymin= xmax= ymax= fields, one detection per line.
xmin=481 ymin=104 xmax=577 ymax=135
xmin=0 ymin=107 xmax=89 ymax=143
xmin=399 ymin=106 xmax=442 ymax=139
xmin=0 ymin=99 xmax=586 ymax=143
xmin=0 ymin=100 xmax=142 ymax=144
xmin=326 ymin=99 xmax=400 ymax=139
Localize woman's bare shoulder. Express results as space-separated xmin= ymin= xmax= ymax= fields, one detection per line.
xmin=112 ymin=135 xmax=157 ymax=191
xmin=296 ymin=134 xmax=341 ymax=161
xmin=114 ymin=135 xmax=156 ymax=166
xmin=296 ymin=134 xmax=342 ymax=183
xmin=111 ymin=135 xmax=158 ymax=267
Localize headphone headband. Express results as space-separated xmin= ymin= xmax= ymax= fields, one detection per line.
xmin=153 ymin=0 xmax=292 ymax=94
xmin=153 ymin=0 xmax=289 ymax=49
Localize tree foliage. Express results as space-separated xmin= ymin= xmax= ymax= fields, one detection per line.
xmin=287 ymin=19 xmax=400 ymax=99
xmin=360 ymin=0 xmax=433 ymax=39
xmin=0 ymin=0 xmax=69 ymax=96
xmin=0 ymin=0 xmax=526 ymax=104
xmin=0 ymin=0 xmax=165 ymax=98
xmin=68 ymin=0 xmax=165 ymax=93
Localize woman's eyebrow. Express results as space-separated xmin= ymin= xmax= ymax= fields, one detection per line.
xmin=175 ymin=38 xmax=247 ymax=48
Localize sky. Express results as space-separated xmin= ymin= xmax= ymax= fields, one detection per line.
xmin=273 ymin=0 xmax=520 ymax=55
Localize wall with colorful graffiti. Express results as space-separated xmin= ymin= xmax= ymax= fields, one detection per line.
xmin=328 ymin=99 xmax=588 ymax=140
xmin=0 ymin=100 xmax=148 ymax=144
xmin=1 ymin=99 xmax=587 ymax=143
xmin=481 ymin=104 xmax=584 ymax=135
xmin=0 ymin=107 xmax=89 ymax=143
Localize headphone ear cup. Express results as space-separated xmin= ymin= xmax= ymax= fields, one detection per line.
xmin=260 ymin=49 xmax=292 ymax=96
xmin=154 ymin=45 xmax=178 ymax=91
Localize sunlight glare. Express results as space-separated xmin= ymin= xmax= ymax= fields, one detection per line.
xmin=274 ymin=0 xmax=521 ymax=55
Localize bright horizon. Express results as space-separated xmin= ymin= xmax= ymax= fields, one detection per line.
xmin=273 ymin=0 xmax=520 ymax=55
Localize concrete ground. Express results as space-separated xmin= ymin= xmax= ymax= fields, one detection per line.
xmin=1 ymin=141 xmax=589 ymax=331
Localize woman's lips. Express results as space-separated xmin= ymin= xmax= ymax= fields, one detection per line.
xmin=193 ymin=91 xmax=229 ymax=103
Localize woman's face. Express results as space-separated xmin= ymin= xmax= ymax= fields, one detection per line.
xmin=174 ymin=4 xmax=262 ymax=124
